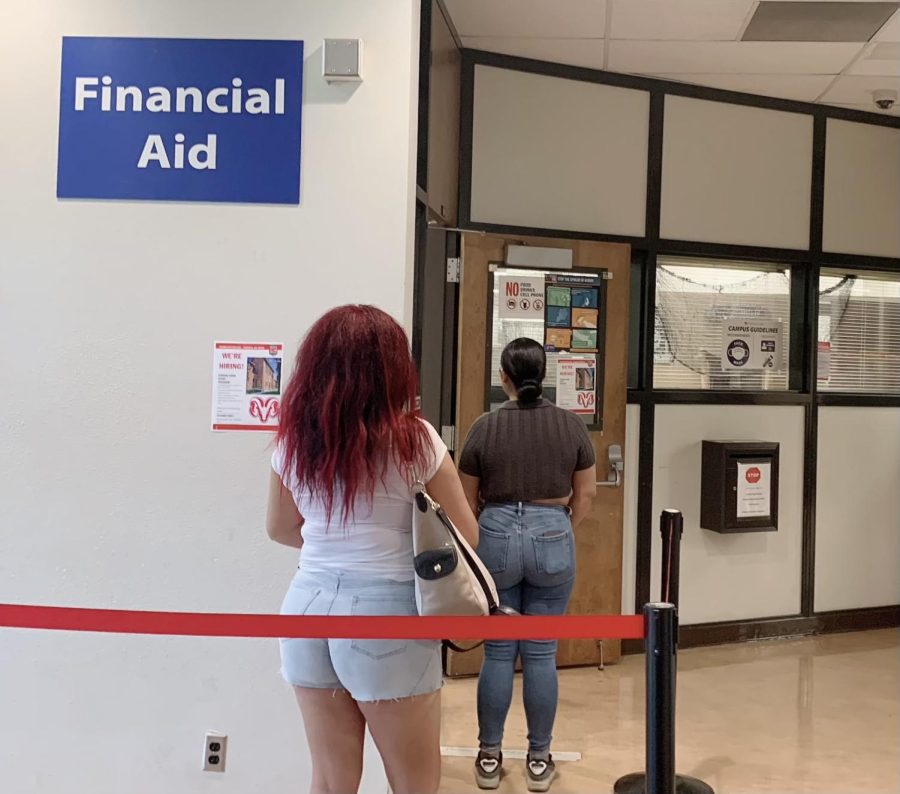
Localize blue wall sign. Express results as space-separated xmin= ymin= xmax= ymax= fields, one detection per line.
xmin=57 ymin=37 xmax=303 ymax=204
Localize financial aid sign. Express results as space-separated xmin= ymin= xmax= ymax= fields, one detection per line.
xmin=57 ymin=37 xmax=303 ymax=204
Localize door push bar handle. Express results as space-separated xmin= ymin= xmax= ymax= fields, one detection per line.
xmin=597 ymin=443 xmax=624 ymax=488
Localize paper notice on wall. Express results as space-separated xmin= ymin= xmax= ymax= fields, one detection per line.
xmin=211 ymin=342 xmax=284 ymax=431
xmin=736 ymin=461 xmax=772 ymax=519
xmin=555 ymin=355 xmax=597 ymax=416
xmin=817 ymin=341 xmax=832 ymax=383
xmin=498 ymin=275 xmax=545 ymax=319
xmin=721 ymin=320 xmax=784 ymax=372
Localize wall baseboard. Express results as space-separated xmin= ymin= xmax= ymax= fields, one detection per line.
xmin=621 ymin=604 xmax=900 ymax=654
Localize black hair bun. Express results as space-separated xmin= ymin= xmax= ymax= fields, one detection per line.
xmin=517 ymin=379 xmax=542 ymax=405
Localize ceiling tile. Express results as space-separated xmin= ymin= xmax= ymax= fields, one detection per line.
xmin=461 ymin=37 xmax=606 ymax=70
xmin=820 ymin=73 xmax=900 ymax=105
xmin=846 ymin=41 xmax=900 ymax=74
xmin=610 ymin=0 xmax=755 ymax=41
xmin=443 ymin=0 xmax=607 ymax=38
xmin=829 ymin=102 xmax=900 ymax=115
xmin=874 ymin=8 xmax=900 ymax=39
xmin=659 ymin=73 xmax=835 ymax=101
xmin=608 ymin=40 xmax=863 ymax=74
xmin=743 ymin=1 xmax=900 ymax=43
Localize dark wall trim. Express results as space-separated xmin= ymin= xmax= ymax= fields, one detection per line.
xmin=449 ymin=219 xmax=643 ymax=248
xmin=457 ymin=52 xmax=475 ymax=232
xmin=820 ymin=253 xmax=900 ymax=272
xmin=801 ymin=112 xmax=827 ymax=617
xmin=649 ymin=390 xmax=811 ymax=406
xmin=817 ymin=393 xmax=900 ymax=407
xmin=415 ymin=0 xmax=433 ymax=192
xmin=633 ymin=402 xmax=655 ymax=613
xmin=644 ymin=93 xmax=664 ymax=244
xmin=657 ymin=239 xmax=813 ymax=264
xmin=679 ymin=606 xmax=900 ymax=649
xmin=622 ymin=605 xmax=900 ymax=654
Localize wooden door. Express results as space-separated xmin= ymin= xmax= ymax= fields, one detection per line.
xmin=446 ymin=233 xmax=630 ymax=676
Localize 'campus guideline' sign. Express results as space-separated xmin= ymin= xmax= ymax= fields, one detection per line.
xmin=57 ymin=37 xmax=303 ymax=204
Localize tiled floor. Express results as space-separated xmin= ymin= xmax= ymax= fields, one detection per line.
xmin=439 ymin=629 xmax=900 ymax=793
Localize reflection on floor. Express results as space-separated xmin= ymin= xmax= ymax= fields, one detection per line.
xmin=439 ymin=629 xmax=899 ymax=793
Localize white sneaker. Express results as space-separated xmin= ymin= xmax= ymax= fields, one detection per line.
xmin=526 ymin=755 xmax=556 ymax=792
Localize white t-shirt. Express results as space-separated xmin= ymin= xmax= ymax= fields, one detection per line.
xmin=271 ymin=420 xmax=447 ymax=581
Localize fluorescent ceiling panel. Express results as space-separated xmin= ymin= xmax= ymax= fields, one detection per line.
xmin=743 ymin=1 xmax=900 ymax=42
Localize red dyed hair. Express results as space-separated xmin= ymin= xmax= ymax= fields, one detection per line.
xmin=276 ymin=305 xmax=431 ymax=522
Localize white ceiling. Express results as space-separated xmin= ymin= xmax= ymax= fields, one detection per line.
xmin=444 ymin=0 xmax=900 ymax=114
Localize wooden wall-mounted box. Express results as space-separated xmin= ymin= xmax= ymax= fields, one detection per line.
xmin=701 ymin=441 xmax=779 ymax=534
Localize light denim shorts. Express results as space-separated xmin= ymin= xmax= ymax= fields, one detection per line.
xmin=279 ymin=569 xmax=442 ymax=702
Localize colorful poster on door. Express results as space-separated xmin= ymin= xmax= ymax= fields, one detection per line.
xmin=736 ymin=461 xmax=772 ymax=519
xmin=498 ymin=275 xmax=545 ymax=319
xmin=556 ymin=355 xmax=597 ymax=415
xmin=543 ymin=273 xmax=603 ymax=352
xmin=721 ymin=320 xmax=784 ymax=371
xmin=212 ymin=342 xmax=284 ymax=431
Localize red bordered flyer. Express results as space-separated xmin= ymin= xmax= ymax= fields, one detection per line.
xmin=211 ymin=342 xmax=284 ymax=431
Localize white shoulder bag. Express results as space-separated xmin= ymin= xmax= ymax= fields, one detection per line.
xmin=411 ymin=483 xmax=502 ymax=617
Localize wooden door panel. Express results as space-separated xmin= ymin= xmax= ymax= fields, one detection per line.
xmin=447 ymin=234 xmax=630 ymax=677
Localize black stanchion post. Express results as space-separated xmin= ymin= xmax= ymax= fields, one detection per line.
xmin=645 ymin=603 xmax=677 ymax=794
xmin=614 ymin=511 xmax=715 ymax=794
xmin=659 ymin=508 xmax=682 ymax=606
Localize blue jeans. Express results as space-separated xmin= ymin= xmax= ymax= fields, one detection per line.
xmin=475 ymin=503 xmax=576 ymax=757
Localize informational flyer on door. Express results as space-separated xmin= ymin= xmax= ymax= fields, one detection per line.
xmin=736 ymin=461 xmax=772 ymax=519
xmin=498 ymin=275 xmax=545 ymax=319
xmin=721 ymin=320 xmax=784 ymax=371
xmin=555 ymin=355 xmax=597 ymax=416
xmin=211 ymin=342 xmax=284 ymax=431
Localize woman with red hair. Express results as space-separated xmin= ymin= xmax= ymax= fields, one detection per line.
xmin=266 ymin=305 xmax=477 ymax=794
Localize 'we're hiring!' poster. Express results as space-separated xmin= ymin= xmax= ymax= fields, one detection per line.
xmin=211 ymin=342 xmax=284 ymax=431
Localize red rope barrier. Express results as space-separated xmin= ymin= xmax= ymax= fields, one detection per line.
xmin=0 ymin=604 xmax=644 ymax=640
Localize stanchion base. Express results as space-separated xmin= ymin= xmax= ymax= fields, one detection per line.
xmin=614 ymin=772 xmax=715 ymax=794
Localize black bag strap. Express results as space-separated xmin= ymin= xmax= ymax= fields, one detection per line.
xmin=444 ymin=639 xmax=483 ymax=653
xmin=433 ymin=504 xmax=500 ymax=612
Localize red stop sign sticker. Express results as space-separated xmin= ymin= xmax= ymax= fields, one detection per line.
xmin=745 ymin=466 xmax=762 ymax=484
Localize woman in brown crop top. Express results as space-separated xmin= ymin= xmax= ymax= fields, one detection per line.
xmin=458 ymin=338 xmax=597 ymax=792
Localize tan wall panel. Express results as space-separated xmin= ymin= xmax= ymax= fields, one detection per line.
xmin=823 ymin=119 xmax=900 ymax=258
xmin=470 ymin=66 xmax=648 ymax=236
xmin=661 ymin=95 xmax=813 ymax=249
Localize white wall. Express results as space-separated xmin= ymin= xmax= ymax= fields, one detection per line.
xmin=815 ymin=407 xmax=900 ymax=612
xmin=651 ymin=405 xmax=805 ymax=624
xmin=0 ymin=2 xmax=419 ymax=792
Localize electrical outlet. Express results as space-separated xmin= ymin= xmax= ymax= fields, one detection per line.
xmin=203 ymin=732 xmax=227 ymax=772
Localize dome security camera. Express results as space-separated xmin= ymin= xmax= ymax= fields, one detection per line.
xmin=873 ymin=89 xmax=897 ymax=110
